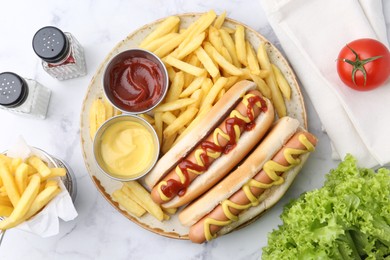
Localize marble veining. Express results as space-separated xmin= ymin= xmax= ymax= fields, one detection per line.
xmin=0 ymin=0 xmax=389 ymax=259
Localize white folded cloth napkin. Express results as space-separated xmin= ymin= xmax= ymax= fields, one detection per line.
xmin=260 ymin=0 xmax=390 ymax=168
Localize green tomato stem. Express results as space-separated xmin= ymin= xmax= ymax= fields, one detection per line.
xmin=343 ymin=44 xmax=383 ymax=87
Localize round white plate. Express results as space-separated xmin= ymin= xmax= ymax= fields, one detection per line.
xmin=80 ymin=13 xmax=307 ymax=240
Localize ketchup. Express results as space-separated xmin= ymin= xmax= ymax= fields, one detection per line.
xmin=109 ymin=57 xmax=164 ymax=112
xmin=161 ymin=94 xmax=267 ymax=198
xmin=48 ymin=55 xmax=75 ymax=68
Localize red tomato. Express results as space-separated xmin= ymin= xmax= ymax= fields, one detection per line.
xmin=336 ymin=38 xmax=390 ymax=91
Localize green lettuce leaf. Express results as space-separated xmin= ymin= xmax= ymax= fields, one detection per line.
xmin=262 ymin=154 xmax=390 ymax=260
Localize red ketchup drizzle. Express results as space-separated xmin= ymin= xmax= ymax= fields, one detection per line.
xmin=161 ymin=94 xmax=267 ymax=198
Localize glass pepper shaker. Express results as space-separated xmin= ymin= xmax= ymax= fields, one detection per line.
xmin=0 ymin=72 xmax=51 ymax=119
xmin=32 ymin=26 xmax=87 ymax=80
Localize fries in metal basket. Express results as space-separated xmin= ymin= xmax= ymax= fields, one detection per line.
xmin=0 ymin=154 xmax=64 ymax=230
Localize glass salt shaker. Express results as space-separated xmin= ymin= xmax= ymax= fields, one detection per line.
xmin=32 ymin=26 xmax=87 ymax=80
xmin=0 ymin=72 xmax=51 ymax=119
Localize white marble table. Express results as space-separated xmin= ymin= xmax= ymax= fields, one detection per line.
xmin=0 ymin=1 xmax=389 ymax=259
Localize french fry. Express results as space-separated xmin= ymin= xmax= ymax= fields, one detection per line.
xmin=0 ymin=186 xmax=6 ymax=196
xmin=272 ymin=63 xmax=291 ymax=100
xmin=139 ymin=113 xmax=155 ymax=125
xmin=213 ymin=11 xmax=226 ymax=29
xmin=219 ymin=28 xmax=240 ymax=68
xmin=234 ymin=24 xmax=247 ymax=66
xmin=46 ymin=168 xmax=66 ymax=179
xmin=217 ymin=88 xmax=226 ymax=102
xmin=27 ymin=156 xmax=51 ymax=178
xmin=142 ymin=33 xmax=179 ymax=53
xmin=44 ymin=180 xmax=58 ymax=188
xmin=183 ymin=54 xmax=201 ymax=87
xmin=0 ymin=205 xmax=13 ymax=217
xmin=165 ymin=71 xmax=184 ymax=103
xmin=220 ymin=46 xmax=233 ymax=64
xmin=26 ymin=164 xmax=37 ymax=176
xmin=195 ymin=46 xmax=220 ymax=78
xmin=175 ymin=32 xmax=206 ymax=60
xmin=166 ymin=65 xmax=176 ymax=82
xmin=175 ymin=103 xmax=212 ymax=145
xmin=257 ymin=42 xmax=286 ymax=117
xmin=208 ymin=26 xmax=223 ymax=53
xmin=163 ymin=207 xmax=177 ymax=215
xmin=164 ymin=55 xmax=205 ymax=77
xmin=112 ymin=189 xmax=146 ymax=218
xmin=200 ymin=78 xmax=213 ymax=106
xmin=163 ymin=213 xmax=171 ymax=221
xmin=161 ymin=133 xmax=178 ymax=154
xmin=0 ymin=185 xmax=61 ymax=230
xmin=89 ymin=99 xmax=97 ymax=140
xmin=113 ymin=107 xmax=122 ymax=116
xmin=153 ymin=33 xmax=183 ymax=58
xmin=177 ymin=10 xmax=217 ymax=53
xmin=210 ymin=46 xmax=243 ymax=76
xmin=10 ymin=158 xmax=22 ymax=172
xmin=9 ymin=174 xmax=40 ymax=222
xmin=179 ymin=75 xmax=205 ymax=98
xmin=124 ymin=181 xmax=164 ymax=221
xmin=246 ymin=41 xmax=261 ymax=75
xmin=103 ymin=97 xmax=114 ymax=119
xmin=0 ymin=161 xmax=20 ymax=207
xmin=0 ymin=154 xmax=12 ymax=165
xmin=15 ymin=163 xmax=29 ymax=194
xmin=221 ymin=26 xmax=235 ymax=34
xmin=224 ymin=76 xmax=239 ymax=91
xmin=153 ymin=98 xmax=196 ymax=113
xmin=154 ymin=112 xmax=163 ymax=145
xmin=163 ymin=107 xmax=199 ymax=138
xmin=189 ymin=88 xmax=203 ymax=109
xmin=23 ymin=185 xmax=60 ymax=220
xmin=89 ymin=98 xmax=106 ymax=139
xmin=250 ymin=73 xmax=272 ymax=100
xmin=161 ymin=111 xmax=177 ymax=125
xmin=95 ymin=98 xmax=106 ymax=128
xmin=0 ymin=196 xmax=12 ymax=207
xmin=139 ymin=16 xmax=181 ymax=48
xmin=120 ymin=185 xmax=148 ymax=211
xmin=201 ymin=77 xmax=228 ymax=109
xmin=154 ymin=11 xmax=216 ymax=58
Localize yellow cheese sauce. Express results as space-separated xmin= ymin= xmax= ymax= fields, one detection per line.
xmin=99 ymin=120 xmax=156 ymax=179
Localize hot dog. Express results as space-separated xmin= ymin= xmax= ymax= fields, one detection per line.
xmin=143 ymin=80 xmax=275 ymax=209
xmin=178 ymin=117 xmax=317 ymax=243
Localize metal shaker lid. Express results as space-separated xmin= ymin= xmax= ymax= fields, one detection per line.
xmin=32 ymin=26 xmax=70 ymax=63
xmin=0 ymin=72 xmax=28 ymax=108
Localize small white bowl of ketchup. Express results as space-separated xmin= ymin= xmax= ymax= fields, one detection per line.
xmin=93 ymin=115 xmax=160 ymax=181
xmin=102 ymin=49 xmax=169 ymax=114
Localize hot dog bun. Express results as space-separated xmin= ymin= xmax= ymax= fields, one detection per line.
xmin=144 ymin=80 xmax=275 ymax=209
xmin=178 ymin=117 xmax=317 ymax=243
xmin=144 ymin=80 xmax=273 ymax=189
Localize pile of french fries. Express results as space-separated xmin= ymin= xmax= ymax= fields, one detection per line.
xmin=89 ymin=10 xmax=293 ymax=222
xmin=0 ymin=154 xmax=65 ymax=230
xmin=89 ymin=97 xmax=122 ymax=140
xmin=138 ymin=10 xmax=292 ymax=154
xmin=112 ymin=181 xmax=175 ymax=221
